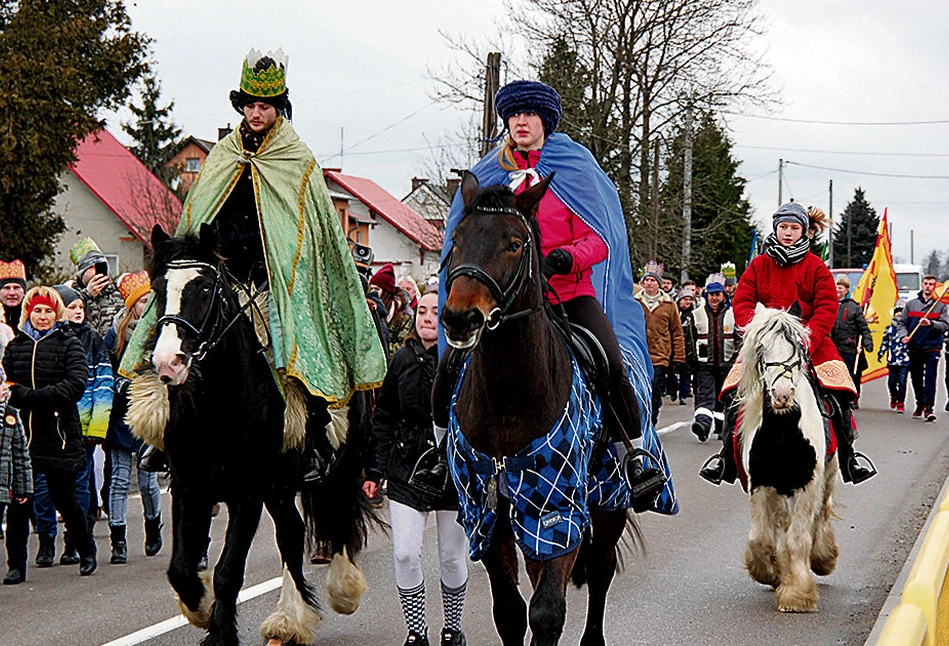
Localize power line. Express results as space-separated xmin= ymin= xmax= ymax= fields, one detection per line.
xmin=319 ymin=100 xmax=438 ymax=164
xmin=724 ymin=111 xmax=949 ymax=126
xmin=784 ymin=161 xmax=949 ymax=180
xmin=736 ymin=143 xmax=949 ymax=158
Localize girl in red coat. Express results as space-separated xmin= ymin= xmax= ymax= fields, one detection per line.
xmin=699 ymin=203 xmax=876 ymax=486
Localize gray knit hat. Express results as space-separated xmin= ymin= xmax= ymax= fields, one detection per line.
xmin=772 ymin=202 xmax=809 ymax=231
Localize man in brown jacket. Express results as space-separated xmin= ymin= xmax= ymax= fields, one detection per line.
xmin=635 ymin=263 xmax=686 ymax=424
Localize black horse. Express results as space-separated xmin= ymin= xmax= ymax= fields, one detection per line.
xmin=134 ymin=224 xmax=374 ymax=646
xmin=436 ymin=173 xmax=644 ymax=646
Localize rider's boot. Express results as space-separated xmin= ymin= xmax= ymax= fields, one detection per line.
xmin=831 ymin=396 xmax=876 ymax=485
xmin=138 ymin=445 xmax=168 ymax=473
xmin=699 ymin=399 xmax=739 ymax=485
xmin=623 ymin=438 xmax=667 ymax=513
xmin=301 ymin=394 xmax=338 ymax=484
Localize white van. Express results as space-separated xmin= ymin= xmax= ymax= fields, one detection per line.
xmin=893 ymin=263 xmax=923 ymax=303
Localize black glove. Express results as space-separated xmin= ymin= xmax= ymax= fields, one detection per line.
xmin=541 ymin=248 xmax=574 ymax=278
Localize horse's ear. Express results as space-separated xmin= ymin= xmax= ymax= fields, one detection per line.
xmin=151 ymin=224 xmax=171 ymax=247
xmin=788 ymin=300 xmax=802 ymax=318
xmin=514 ymin=173 xmax=554 ymax=217
xmin=198 ymin=223 xmax=218 ymax=254
xmin=460 ymin=170 xmax=480 ymax=208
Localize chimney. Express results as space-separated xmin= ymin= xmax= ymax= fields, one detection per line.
xmin=446 ymin=177 xmax=461 ymax=199
xmin=411 ymin=177 xmax=428 ymax=192
xmin=218 ymin=123 xmax=233 ymax=140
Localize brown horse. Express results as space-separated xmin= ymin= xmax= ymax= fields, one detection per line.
xmin=436 ymin=172 xmax=640 ymax=646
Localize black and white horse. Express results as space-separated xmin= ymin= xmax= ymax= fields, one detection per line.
xmin=132 ymin=224 xmax=373 ymax=646
xmin=736 ymin=307 xmax=838 ymax=613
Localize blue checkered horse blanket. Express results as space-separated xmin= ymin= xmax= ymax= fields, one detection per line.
xmin=447 ymin=353 xmax=632 ymax=561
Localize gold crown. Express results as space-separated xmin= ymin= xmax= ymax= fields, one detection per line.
xmin=720 ymin=262 xmax=736 ymax=279
xmin=0 ymin=259 xmax=26 ymax=282
xmin=117 ymin=270 xmax=151 ymax=310
xmin=239 ymin=48 xmax=288 ymax=98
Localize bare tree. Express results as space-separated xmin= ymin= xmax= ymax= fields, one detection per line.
xmin=429 ymin=0 xmax=773 ymax=266
xmin=124 ymin=164 xmax=182 ymax=240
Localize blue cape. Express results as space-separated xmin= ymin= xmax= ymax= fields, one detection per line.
xmin=438 ymin=133 xmax=677 ymax=516
xmin=439 ymin=132 xmax=651 ymax=377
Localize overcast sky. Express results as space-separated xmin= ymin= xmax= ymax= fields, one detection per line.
xmin=112 ymin=0 xmax=949 ymax=265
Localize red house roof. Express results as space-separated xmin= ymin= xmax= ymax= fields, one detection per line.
xmin=69 ymin=130 xmax=182 ymax=243
xmin=324 ymin=170 xmax=442 ymax=252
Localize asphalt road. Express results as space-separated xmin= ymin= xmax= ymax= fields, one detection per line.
xmin=1 ymin=376 xmax=946 ymax=646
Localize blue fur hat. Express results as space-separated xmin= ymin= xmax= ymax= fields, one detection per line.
xmin=495 ymin=80 xmax=562 ymax=136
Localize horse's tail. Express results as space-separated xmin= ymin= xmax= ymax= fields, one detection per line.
xmin=299 ymin=390 xmax=383 ymax=561
xmin=570 ymin=509 xmax=644 ymax=589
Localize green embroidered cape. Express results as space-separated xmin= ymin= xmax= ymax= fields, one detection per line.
xmin=120 ymin=117 xmax=386 ymax=404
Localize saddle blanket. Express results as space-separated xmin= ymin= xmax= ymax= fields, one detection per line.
xmin=447 ymin=354 xmax=631 ymax=561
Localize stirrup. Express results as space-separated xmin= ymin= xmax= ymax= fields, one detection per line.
xmin=848 ymin=452 xmax=877 ymax=485
xmin=698 ymin=454 xmax=725 ymax=485
xmin=301 ymin=446 xmax=339 ymax=484
xmin=623 ymin=449 xmax=667 ymax=511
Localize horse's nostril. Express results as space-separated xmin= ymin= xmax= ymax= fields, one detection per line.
xmin=159 ymin=374 xmax=172 ymax=384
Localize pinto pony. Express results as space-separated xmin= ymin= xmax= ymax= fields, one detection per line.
xmin=735 ymin=307 xmax=839 ymax=613
xmin=436 ymin=173 xmax=642 ymax=646
xmin=130 ymin=224 xmax=373 ymax=646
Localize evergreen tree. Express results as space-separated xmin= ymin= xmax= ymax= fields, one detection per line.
xmin=122 ymin=74 xmax=182 ymax=193
xmin=923 ymin=249 xmax=943 ymax=280
xmin=658 ymin=112 xmax=754 ymax=280
xmin=832 ymin=188 xmax=879 ymax=268
xmin=0 ymin=0 xmax=148 ymax=278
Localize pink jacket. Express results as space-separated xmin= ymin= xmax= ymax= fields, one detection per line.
xmin=514 ymin=150 xmax=607 ymax=303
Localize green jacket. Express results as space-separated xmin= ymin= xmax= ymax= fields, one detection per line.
xmin=120 ymin=117 xmax=386 ymax=404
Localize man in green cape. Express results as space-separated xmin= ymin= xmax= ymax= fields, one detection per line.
xmin=121 ymin=48 xmax=387 ymax=480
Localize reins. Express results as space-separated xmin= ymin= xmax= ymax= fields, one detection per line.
xmin=154 ymin=259 xmax=272 ymax=363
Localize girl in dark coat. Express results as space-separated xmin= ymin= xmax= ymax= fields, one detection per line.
xmin=2 ymin=287 xmax=97 ymax=581
xmin=363 ymin=291 xmax=467 ymax=646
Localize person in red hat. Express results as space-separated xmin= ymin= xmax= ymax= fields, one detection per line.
xmin=0 ymin=260 xmax=27 ymax=329
xmin=371 ymin=263 xmax=413 ymax=356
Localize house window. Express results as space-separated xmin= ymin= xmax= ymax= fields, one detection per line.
xmin=104 ymin=254 xmax=119 ymax=276
xmin=185 ymin=157 xmax=201 ymax=173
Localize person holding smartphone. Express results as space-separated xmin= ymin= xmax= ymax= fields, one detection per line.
xmin=68 ymin=238 xmax=124 ymax=338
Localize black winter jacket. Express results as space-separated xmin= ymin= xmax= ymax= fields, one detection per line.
xmin=2 ymin=327 xmax=87 ymax=473
xmin=831 ymin=298 xmax=873 ymax=355
xmin=366 ymin=338 xmax=457 ymax=511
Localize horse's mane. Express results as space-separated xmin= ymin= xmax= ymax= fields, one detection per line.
xmin=736 ymin=307 xmax=809 ymax=405
xmin=149 ymin=232 xmax=218 ymax=277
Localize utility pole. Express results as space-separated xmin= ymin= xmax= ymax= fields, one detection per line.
xmin=651 ymin=141 xmax=660 ymax=259
xmin=847 ymin=201 xmax=852 ymax=267
xmin=480 ymin=52 xmax=502 ymax=157
xmin=682 ymin=106 xmax=693 ymax=282
xmin=778 ymin=159 xmax=783 ymax=206
xmin=911 ymin=229 xmax=915 ymax=264
xmin=828 ymin=179 xmax=834 ymax=267
xmin=339 ymin=127 xmax=344 ymax=168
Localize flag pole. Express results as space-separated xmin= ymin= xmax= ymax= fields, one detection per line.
xmin=905 ymin=282 xmax=949 ymax=342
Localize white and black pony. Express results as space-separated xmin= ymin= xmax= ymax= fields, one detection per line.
xmin=133 ymin=224 xmax=374 ymax=646
xmin=735 ymin=307 xmax=839 ymax=613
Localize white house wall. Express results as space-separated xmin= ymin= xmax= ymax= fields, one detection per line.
xmin=371 ymin=218 xmax=439 ymax=281
xmin=53 ymin=173 xmax=146 ymax=276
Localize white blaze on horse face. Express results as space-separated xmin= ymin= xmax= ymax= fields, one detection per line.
xmin=152 ymin=267 xmax=201 ymax=385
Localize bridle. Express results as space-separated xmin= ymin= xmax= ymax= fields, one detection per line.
xmin=443 ymin=206 xmax=537 ymax=330
xmin=154 ymin=259 xmax=271 ymax=363
xmin=760 ymin=348 xmax=804 ymax=392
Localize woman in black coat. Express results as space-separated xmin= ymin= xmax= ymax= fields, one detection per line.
xmin=363 ymin=291 xmax=467 ymax=646
xmin=2 ymin=287 xmax=97 ymax=582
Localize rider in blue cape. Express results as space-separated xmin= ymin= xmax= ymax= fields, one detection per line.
xmin=437 ymin=80 xmax=677 ymax=515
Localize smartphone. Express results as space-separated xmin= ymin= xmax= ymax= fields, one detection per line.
xmin=95 ymin=262 xmax=109 ymax=277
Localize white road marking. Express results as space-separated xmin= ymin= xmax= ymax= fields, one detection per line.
xmin=101 ymin=576 xmax=284 ymax=646
xmin=657 ymin=420 xmax=691 ymax=435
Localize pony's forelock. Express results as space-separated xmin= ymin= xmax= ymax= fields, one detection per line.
xmin=737 ymin=308 xmax=808 ymax=404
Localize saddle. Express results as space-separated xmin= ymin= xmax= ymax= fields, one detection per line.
xmin=563 ymin=322 xmax=610 ymax=393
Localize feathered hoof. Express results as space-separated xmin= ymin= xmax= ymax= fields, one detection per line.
xmin=775 ymin=581 xmax=818 ymax=613
xmin=326 ymin=548 xmax=367 ymax=615
xmin=178 ymin=570 xmax=214 ymax=629
xmin=810 ymin=549 xmax=838 ymax=577
xmin=259 ymin=568 xmax=321 ymax=646
xmin=744 ymin=542 xmax=779 ymax=588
